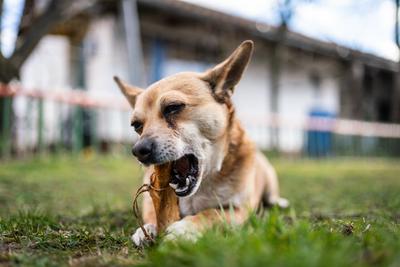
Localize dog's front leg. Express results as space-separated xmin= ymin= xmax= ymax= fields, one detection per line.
xmin=165 ymin=207 xmax=249 ymax=242
xmin=132 ymin=191 xmax=158 ymax=247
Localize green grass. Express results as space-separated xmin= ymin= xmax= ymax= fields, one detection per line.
xmin=0 ymin=155 xmax=399 ymax=266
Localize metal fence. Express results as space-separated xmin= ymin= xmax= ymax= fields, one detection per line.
xmin=0 ymin=84 xmax=131 ymax=157
xmin=1 ymin=84 xmax=400 ymax=158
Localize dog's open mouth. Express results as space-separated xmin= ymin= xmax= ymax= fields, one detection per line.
xmin=169 ymin=154 xmax=199 ymax=197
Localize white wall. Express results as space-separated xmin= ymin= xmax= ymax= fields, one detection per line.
xmin=233 ymin=60 xmax=271 ymax=149
xmin=277 ymin=59 xmax=340 ymax=152
xmin=17 ymin=35 xmax=70 ymax=150
xmin=163 ymin=58 xmax=209 ymax=76
xmin=84 ymin=16 xmax=133 ymax=143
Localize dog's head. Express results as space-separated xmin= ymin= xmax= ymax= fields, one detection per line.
xmin=114 ymin=40 xmax=253 ymax=197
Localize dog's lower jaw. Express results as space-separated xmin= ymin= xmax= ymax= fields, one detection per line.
xmin=177 ymin=165 xmax=204 ymax=198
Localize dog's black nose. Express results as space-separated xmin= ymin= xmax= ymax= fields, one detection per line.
xmin=132 ymin=138 xmax=155 ymax=163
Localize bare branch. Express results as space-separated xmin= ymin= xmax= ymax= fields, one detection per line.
xmin=0 ymin=0 xmax=97 ymax=83
xmin=9 ymin=0 xmax=98 ymax=70
xmin=67 ymin=0 xmax=97 ymax=18
xmin=17 ymin=0 xmax=35 ymax=38
xmin=9 ymin=0 xmax=72 ymax=69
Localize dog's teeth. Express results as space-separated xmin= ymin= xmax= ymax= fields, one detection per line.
xmin=186 ymin=178 xmax=190 ymax=186
xmin=169 ymin=182 xmax=178 ymax=190
xmin=171 ymin=176 xmax=180 ymax=184
xmin=175 ymin=185 xmax=189 ymax=193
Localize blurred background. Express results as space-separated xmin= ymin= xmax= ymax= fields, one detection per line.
xmin=1 ymin=0 xmax=400 ymax=158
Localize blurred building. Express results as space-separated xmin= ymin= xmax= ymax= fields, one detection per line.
xmin=18 ymin=0 xmax=399 ymax=152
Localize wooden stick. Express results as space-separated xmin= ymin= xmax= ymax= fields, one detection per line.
xmin=150 ymin=163 xmax=181 ymax=232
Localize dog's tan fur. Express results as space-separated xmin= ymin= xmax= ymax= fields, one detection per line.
xmin=115 ymin=40 xmax=288 ymax=246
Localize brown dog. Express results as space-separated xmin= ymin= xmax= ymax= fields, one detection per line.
xmin=114 ymin=40 xmax=288 ymax=247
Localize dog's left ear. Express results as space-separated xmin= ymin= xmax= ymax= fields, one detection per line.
xmin=201 ymin=40 xmax=254 ymax=101
xmin=113 ymin=76 xmax=144 ymax=108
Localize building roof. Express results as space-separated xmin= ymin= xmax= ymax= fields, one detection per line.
xmin=137 ymin=0 xmax=399 ymax=72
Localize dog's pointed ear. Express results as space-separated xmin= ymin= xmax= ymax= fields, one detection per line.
xmin=113 ymin=76 xmax=144 ymax=108
xmin=201 ymin=40 xmax=254 ymax=101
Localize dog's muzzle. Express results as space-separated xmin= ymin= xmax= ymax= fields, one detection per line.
xmin=169 ymin=154 xmax=200 ymax=197
xmin=132 ymin=138 xmax=157 ymax=164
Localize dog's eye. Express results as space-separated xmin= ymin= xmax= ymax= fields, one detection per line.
xmin=131 ymin=121 xmax=143 ymax=133
xmin=163 ymin=103 xmax=185 ymax=117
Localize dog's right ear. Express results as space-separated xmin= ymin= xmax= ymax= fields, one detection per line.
xmin=200 ymin=40 xmax=254 ymax=102
xmin=113 ymin=76 xmax=144 ymax=108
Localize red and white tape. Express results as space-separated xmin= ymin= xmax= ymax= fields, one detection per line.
xmin=0 ymin=84 xmax=131 ymax=110
xmin=1 ymin=84 xmax=400 ymax=138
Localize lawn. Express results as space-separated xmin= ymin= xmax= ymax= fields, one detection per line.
xmin=0 ymin=154 xmax=399 ymax=266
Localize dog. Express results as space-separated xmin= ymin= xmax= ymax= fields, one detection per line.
xmin=114 ymin=40 xmax=289 ymax=247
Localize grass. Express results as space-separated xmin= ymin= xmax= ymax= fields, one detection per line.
xmin=0 ymin=154 xmax=399 ymax=266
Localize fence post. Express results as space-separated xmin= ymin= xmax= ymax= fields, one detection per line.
xmin=57 ymin=103 xmax=64 ymax=153
xmin=91 ymin=109 xmax=100 ymax=152
xmin=73 ymin=106 xmax=83 ymax=153
xmin=37 ymin=98 xmax=44 ymax=153
xmin=1 ymin=97 xmax=12 ymax=157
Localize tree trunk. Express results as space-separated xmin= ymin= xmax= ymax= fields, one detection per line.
xmin=0 ymin=57 xmax=20 ymax=83
xmin=0 ymin=59 xmax=18 ymax=157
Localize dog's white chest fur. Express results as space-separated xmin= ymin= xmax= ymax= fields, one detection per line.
xmin=178 ymin=176 xmax=245 ymax=216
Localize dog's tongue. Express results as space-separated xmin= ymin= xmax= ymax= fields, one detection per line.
xmin=173 ymin=156 xmax=190 ymax=177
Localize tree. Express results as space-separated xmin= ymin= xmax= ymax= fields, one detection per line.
xmin=0 ymin=0 xmax=96 ymax=83
xmin=0 ymin=0 xmax=96 ymax=156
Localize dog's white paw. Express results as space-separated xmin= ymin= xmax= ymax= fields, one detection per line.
xmin=164 ymin=219 xmax=200 ymax=242
xmin=276 ymin=197 xmax=290 ymax=208
xmin=269 ymin=197 xmax=290 ymax=209
xmin=131 ymin=223 xmax=157 ymax=247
